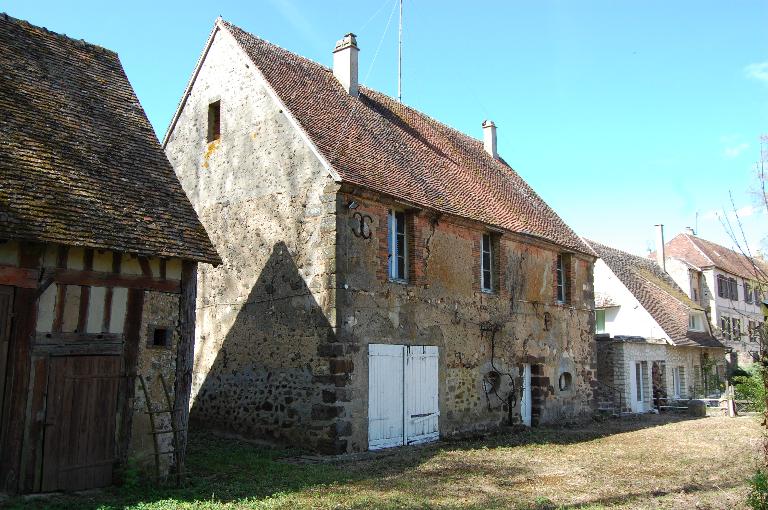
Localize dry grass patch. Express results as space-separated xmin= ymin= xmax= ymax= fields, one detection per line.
xmin=7 ymin=414 xmax=762 ymax=510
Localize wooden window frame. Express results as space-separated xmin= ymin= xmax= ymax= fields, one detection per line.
xmin=745 ymin=282 xmax=753 ymax=304
xmin=387 ymin=209 xmax=408 ymax=282
xmin=480 ymin=233 xmax=493 ymax=293
xmin=556 ymin=253 xmax=569 ymax=304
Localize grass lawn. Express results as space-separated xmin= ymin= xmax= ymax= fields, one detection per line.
xmin=5 ymin=414 xmax=763 ymax=510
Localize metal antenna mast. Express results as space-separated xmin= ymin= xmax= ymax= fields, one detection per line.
xmin=398 ymin=0 xmax=403 ymax=102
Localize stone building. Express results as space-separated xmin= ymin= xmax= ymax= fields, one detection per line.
xmin=164 ymin=19 xmax=598 ymax=453
xmin=0 ymin=15 xmax=219 ymax=494
xmin=589 ymin=240 xmax=726 ymax=414
xmin=652 ymin=230 xmax=767 ymax=368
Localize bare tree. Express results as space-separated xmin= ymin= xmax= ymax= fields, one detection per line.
xmin=719 ymin=134 xmax=768 ymax=465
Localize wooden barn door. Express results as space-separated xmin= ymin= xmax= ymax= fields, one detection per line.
xmin=41 ymin=355 xmax=121 ymax=492
xmin=0 ymin=286 xmax=14 ymax=428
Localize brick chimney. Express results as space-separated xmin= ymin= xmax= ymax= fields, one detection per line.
xmin=333 ymin=33 xmax=359 ymax=97
xmin=655 ymin=224 xmax=666 ymax=272
xmin=482 ymin=120 xmax=498 ymax=159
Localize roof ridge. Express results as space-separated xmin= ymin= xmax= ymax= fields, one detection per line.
xmin=220 ymin=19 xmax=333 ymax=73
xmin=1 ymin=12 xmax=116 ymax=56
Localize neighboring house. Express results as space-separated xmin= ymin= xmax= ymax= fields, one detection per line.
xmin=588 ymin=241 xmax=726 ymax=414
xmin=0 ymin=15 xmax=219 ymax=494
xmin=654 ymin=230 xmax=767 ymax=368
xmin=164 ymin=19 xmax=598 ymax=454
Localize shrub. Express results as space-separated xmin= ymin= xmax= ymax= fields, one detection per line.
xmin=733 ymin=365 xmax=766 ymax=413
xmin=748 ymin=470 xmax=768 ymax=510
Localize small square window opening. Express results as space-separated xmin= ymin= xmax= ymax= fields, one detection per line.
xmin=149 ymin=327 xmax=171 ymax=349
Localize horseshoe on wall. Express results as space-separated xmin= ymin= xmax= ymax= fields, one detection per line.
xmin=351 ymin=212 xmax=373 ymax=239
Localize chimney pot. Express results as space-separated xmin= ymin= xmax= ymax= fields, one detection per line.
xmin=686 ymin=226 xmax=695 ymax=236
xmin=655 ymin=224 xmax=666 ymax=272
xmin=333 ymin=33 xmax=359 ymax=97
xmin=482 ymin=120 xmax=498 ymax=159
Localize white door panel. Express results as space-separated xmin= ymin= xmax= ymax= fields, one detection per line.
xmin=368 ymin=344 xmax=439 ymax=450
xmin=405 ymin=346 xmax=439 ymax=445
xmin=368 ymin=344 xmax=404 ymax=450
xmin=520 ymin=363 xmax=532 ymax=426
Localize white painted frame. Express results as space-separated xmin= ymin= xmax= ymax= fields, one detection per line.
xmin=520 ymin=363 xmax=532 ymax=426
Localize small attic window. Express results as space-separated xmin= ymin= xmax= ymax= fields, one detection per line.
xmin=207 ymin=100 xmax=221 ymax=142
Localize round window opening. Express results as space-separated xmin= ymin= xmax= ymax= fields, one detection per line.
xmin=559 ymin=372 xmax=572 ymax=391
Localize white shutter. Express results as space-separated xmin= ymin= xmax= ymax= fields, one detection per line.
xmin=368 ymin=344 xmax=405 ymax=450
xmin=404 ymin=346 xmax=439 ymax=445
xmin=520 ymin=363 xmax=532 ymax=426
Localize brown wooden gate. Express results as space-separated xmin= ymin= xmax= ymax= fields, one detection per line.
xmin=41 ymin=355 xmax=121 ymax=492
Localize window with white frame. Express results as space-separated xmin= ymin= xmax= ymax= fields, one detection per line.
xmin=732 ymin=317 xmax=742 ymax=339
xmin=387 ymin=210 xmax=407 ymax=281
xmin=672 ymin=366 xmax=684 ymax=398
xmin=728 ymin=277 xmax=738 ymax=300
xmin=688 ymin=312 xmax=705 ymax=331
xmin=556 ymin=254 xmax=567 ymax=303
xmin=721 ymin=316 xmax=732 ymax=340
xmin=481 ymin=233 xmax=493 ymax=292
xmin=746 ymin=282 xmax=753 ymax=303
xmin=595 ymin=309 xmax=606 ymax=334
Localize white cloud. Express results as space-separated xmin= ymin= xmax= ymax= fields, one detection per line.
xmin=724 ymin=142 xmax=749 ymax=158
xmin=745 ymin=62 xmax=768 ymax=83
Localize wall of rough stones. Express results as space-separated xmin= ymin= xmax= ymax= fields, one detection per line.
xmin=164 ymin=29 xmax=341 ymax=451
xmin=332 ymin=190 xmax=597 ymax=451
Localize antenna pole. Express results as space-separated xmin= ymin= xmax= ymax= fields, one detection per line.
xmin=398 ymin=0 xmax=403 ymax=102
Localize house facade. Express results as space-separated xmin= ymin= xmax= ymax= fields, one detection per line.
xmin=0 ymin=15 xmax=219 ymax=494
xmin=589 ymin=241 xmax=726 ymax=413
xmin=658 ymin=232 xmax=766 ymax=368
xmin=164 ymin=19 xmax=598 ymax=454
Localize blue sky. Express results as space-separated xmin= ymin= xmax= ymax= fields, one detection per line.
xmin=8 ymin=1 xmax=767 ymax=256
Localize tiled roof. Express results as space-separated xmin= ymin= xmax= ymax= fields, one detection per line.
xmin=0 ymin=14 xmax=220 ymax=265
xmin=588 ymin=240 xmax=724 ymax=349
xmin=216 ymin=20 xmax=593 ymax=256
xmin=659 ymin=233 xmax=767 ymax=281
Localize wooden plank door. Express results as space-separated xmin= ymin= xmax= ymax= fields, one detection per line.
xmin=520 ymin=363 xmax=532 ymax=426
xmin=404 ymin=346 xmax=439 ymax=445
xmin=0 ymin=286 xmax=13 ymax=428
xmin=41 ymin=355 xmax=121 ymax=492
xmin=368 ymin=344 xmax=404 ymax=450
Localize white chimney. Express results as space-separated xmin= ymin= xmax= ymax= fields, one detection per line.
xmin=333 ymin=33 xmax=359 ymax=97
xmin=482 ymin=120 xmax=498 ymax=159
xmin=685 ymin=226 xmax=695 ymax=236
xmin=655 ymin=224 xmax=666 ymax=272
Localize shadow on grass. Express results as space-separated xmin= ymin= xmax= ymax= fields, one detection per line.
xmin=4 ymin=414 xmax=710 ymax=510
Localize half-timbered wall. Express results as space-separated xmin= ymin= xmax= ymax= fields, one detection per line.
xmin=0 ymin=240 xmax=190 ymax=493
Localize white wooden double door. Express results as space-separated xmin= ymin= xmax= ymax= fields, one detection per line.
xmin=368 ymin=344 xmax=439 ymax=450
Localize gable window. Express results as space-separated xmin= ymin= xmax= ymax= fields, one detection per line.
xmin=745 ymin=282 xmax=753 ymax=304
xmin=481 ymin=233 xmax=493 ymax=292
xmin=688 ymin=313 xmax=704 ymax=332
xmin=207 ymin=100 xmax=221 ymax=142
xmin=387 ymin=210 xmax=407 ymax=281
xmin=595 ymin=309 xmax=606 ymax=334
xmin=556 ymin=254 xmax=568 ymax=304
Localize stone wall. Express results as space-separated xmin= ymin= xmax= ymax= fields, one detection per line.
xmin=332 ymin=189 xmax=597 ymax=451
xmin=164 ymin=29 xmax=341 ymax=451
xmin=131 ymin=290 xmax=182 ymax=474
